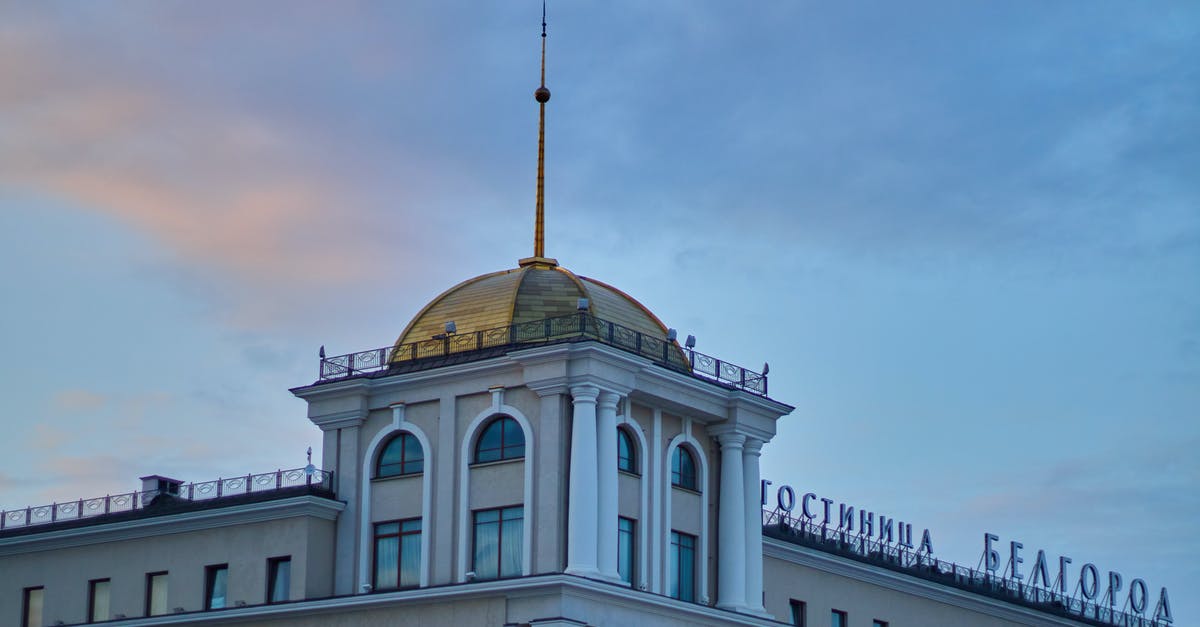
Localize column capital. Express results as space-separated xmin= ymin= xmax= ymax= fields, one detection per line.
xmin=715 ymin=432 xmax=747 ymax=449
xmin=597 ymin=389 xmax=621 ymax=409
xmin=569 ymin=384 xmax=600 ymax=403
xmin=743 ymin=437 xmax=764 ymax=456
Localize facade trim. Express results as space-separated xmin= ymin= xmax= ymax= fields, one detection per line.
xmin=763 ymin=537 xmax=1090 ymax=626
xmin=0 ymin=496 xmax=343 ymax=556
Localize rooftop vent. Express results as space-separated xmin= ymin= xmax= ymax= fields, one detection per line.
xmin=140 ymin=474 xmax=184 ymax=505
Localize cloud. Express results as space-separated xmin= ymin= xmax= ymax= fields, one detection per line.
xmin=50 ymin=389 xmax=108 ymax=412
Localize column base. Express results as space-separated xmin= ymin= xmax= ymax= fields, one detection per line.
xmin=564 ymin=566 xmax=602 ymax=579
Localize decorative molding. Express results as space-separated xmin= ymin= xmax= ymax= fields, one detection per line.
xmin=0 ymin=496 xmax=344 ymax=556
xmin=762 ymin=538 xmax=1091 ymax=626
xmin=85 ymin=574 xmax=781 ymax=627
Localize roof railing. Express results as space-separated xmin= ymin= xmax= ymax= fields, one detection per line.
xmin=763 ymin=508 xmax=1168 ymax=627
xmin=1 ymin=466 xmax=334 ymax=532
xmin=317 ymin=312 xmax=769 ymax=396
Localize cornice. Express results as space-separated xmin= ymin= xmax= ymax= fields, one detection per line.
xmin=762 ymin=538 xmax=1090 ymax=627
xmin=0 ymin=496 xmax=344 ymax=557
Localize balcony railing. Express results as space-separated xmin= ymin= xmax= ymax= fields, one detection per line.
xmin=763 ymin=509 xmax=1167 ymax=627
xmin=317 ymin=312 xmax=769 ymax=396
xmin=0 ymin=466 xmax=334 ymax=531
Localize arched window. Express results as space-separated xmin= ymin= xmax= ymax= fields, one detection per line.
xmin=474 ymin=416 xmax=525 ymax=463
xmin=377 ymin=432 xmax=423 ymax=477
xmin=671 ymin=446 xmax=697 ymax=490
xmin=617 ymin=427 xmax=637 ymax=474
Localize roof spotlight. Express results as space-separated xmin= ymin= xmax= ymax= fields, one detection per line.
xmin=685 ymin=335 xmax=696 ymax=349
xmin=445 ymin=321 xmax=457 ymax=334
xmin=577 ymin=297 xmax=589 ymax=311
xmin=666 ymin=328 xmax=677 ymax=342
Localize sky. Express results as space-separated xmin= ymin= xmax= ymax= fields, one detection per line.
xmin=1 ymin=1 xmax=1197 ymax=621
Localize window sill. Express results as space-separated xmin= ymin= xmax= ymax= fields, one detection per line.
xmin=618 ymin=469 xmax=641 ymax=479
xmin=469 ymin=457 xmax=525 ymax=470
xmin=671 ymin=484 xmax=702 ymax=496
xmin=372 ymin=472 xmax=423 ymax=483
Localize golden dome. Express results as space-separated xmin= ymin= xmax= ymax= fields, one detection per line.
xmin=392 ymin=263 xmax=683 ymax=364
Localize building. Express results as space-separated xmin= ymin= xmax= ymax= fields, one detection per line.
xmin=1 ymin=14 xmax=1175 ymax=627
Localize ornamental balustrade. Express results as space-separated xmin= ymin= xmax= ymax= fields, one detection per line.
xmin=763 ymin=509 xmax=1168 ymax=627
xmin=1 ymin=466 xmax=333 ymax=531
xmin=318 ymin=312 xmax=769 ymax=396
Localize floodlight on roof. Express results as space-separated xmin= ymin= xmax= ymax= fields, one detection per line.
xmin=577 ymin=297 xmax=589 ymax=311
xmin=666 ymin=328 xmax=677 ymax=342
xmin=685 ymin=335 xmax=696 ymax=349
xmin=445 ymin=321 xmax=457 ymax=334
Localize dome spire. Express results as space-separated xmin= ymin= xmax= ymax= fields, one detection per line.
xmin=521 ymin=1 xmax=558 ymax=268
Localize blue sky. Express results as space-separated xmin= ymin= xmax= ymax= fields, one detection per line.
xmin=2 ymin=2 xmax=1197 ymax=620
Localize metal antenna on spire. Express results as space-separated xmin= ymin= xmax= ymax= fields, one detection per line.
xmin=533 ymin=0 xmax=551 ymax=260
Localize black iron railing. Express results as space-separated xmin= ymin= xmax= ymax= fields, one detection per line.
xmin=318 ymin=312 xmax=769 ymax=396
xmin=763 ymin=509 xmax=1168 ymax=627
xmin=0 ymin=467 xmax=334 ymax=531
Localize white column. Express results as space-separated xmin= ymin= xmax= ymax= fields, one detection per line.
xmin=596 ymin=390 xmax=621 ymax=581
xmin=716 ymin=433 xmax=747 ymax=611
xmin=743 ymin=438 xmax=765 ymax=613
xmin=566 ymin=384 xmax=600 ymax=577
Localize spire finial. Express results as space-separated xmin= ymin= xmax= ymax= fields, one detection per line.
xmin=521 ymin=0 xmax=557 ymax=268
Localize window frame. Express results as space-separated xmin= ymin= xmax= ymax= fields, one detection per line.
xmin=267 ymin=556 xmax=292 ymax=603
xmin=669 ymin=530 xmax=697 ymax=602
xmin=376 ymin=431 xmax=423 ymax=478
xmin=872 ymin=621 xmax=889 ymax=627
xmin=145 ymin=571 xmax=169 ymax=617
xmin=831 ymin=609 xmax=848 ymax=627
xmin=22 ymin=586 xmax=43 ymax=627
xmin=473 ymin=416 xmax=525 ymax=464
xmin=671 ymin=446 xmax=698 ymax=491
xmin=471 ymin=505 xmax=524 ymax=580
xmin=617 ymin=427 xmax=637 ymax=474
xmin=789 ymin=599 xmax=807 ymax=627
xmin=88 ymin=578 xmax=111 ymax=623
xmin=204 ymin=564 xmax=229 ymax=610
xmin=618 ymin=516 xmax=637 ymax=585
xmin=373 ymin=518 xmax=422 ymax=590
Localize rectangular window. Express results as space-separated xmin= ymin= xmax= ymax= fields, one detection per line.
xmin=472 ymin=506 xmax=523 ymax=580
xmin=374 ymin=518 xmax=422 ymax=589
xmin=22 ymin=587 xmax=43 ymax=627
xmin=872 ymin=621 xmax=889 ymax=627
xmin=789 ymin=599 xmax=807 ymax=626
xmin=88 ymin=579 xmax=110 ymax=623
xmin=618 ymin=517 xmax=636 ymax=585
xmin=204 ymin=564 xmax=228 ymax=610
xmin=267 ymin=557 xmax=292 ymax=603
xmin=145 ymin=572 xmax=168 ymax=616
xmin=831 ymin=609 xmax=848 ymax=627
xmin=669 ymin=530 xmax=696 ymax=602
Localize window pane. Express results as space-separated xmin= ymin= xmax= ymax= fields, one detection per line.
xmin=502 ymin=419 xmax=525 ymax=459
xmin=402 ymin=434 xmax=423 ymax=474
xmin=207 ymin=566 xmax=228 ymax=609
xmin=618 ymin=429 xmax=634 ymax=472
xmin=670 ymin=531 xmax=695 ymax=602
xmin=378 ymin=438 xmax=403 ymax=476
xmin=400 ymin=532 xmax=422 ymax=587
xmin=24 ymin=588 xmax=43 ymax=627
xmin=476 ymin=421 xmax=503 ymax=462
xmin=401 ymin=518 xmax=422 ymax=533
xmin=148 ymin=574 xmax=168 ymax=616
xmin=473 ymin=514 xmax=500 ymax=580
xmin=269 ymin=559 xmax=291 ymax=602
xmin=500 ymin=509 xmax=523 ymax=577
xmin=618 ymin=517 xmax=635 ymax=584
xmin=375 ymin=536 xmax=399 ymax=589
xmin=91 ymin=580 xmax=110 ymax=622
xmin=831 ymin=610 xmax=846 ymax=627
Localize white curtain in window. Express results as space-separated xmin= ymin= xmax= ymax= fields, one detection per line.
xmin=376 ymin=537 xmax=399 ymax=589
xmin=500 ymin=513 xmax=523 ymax=577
